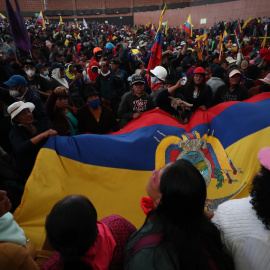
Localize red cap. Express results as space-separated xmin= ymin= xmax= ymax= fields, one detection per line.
xmin=193 ymin=67 xmax=205 ymax=75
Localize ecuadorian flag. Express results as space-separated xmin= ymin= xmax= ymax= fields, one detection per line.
xmin=150 ymin=24 xmax=155 ymax=36
xmin=242 ymin=17 xmax=255 ymax=31
xmin=14 ymin=93 xmax=270 ymax=249
xmin=223 ymin=30 xmax=229 ymax=41
xmin=183 ymin=14 xmax=193 ymax=37
xmin=37 ymin=11 xmax=45 ymax=28
xmin=234 ymin=20 xmax=242 ymax=38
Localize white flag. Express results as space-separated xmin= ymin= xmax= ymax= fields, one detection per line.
xmin=83 ymin=19 xmax=88 ymax=29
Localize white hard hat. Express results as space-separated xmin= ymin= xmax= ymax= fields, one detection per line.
xmin=149 ymin=66 xmax=167 ymax=81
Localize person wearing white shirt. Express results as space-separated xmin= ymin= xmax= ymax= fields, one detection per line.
xmin=212 ymin=147 xmax=270 ymax=270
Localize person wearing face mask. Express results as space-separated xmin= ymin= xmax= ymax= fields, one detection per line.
xmin=149 ymin=66 xmax=168 ymax=104
xmin=76 ymin=85 xmax=119 ymax=134
xmin=22 ymin=59 xmax=43 ymax=92
xmin=7 ymin=101 xmax=57 ymax=179
xmin=4 ymin=75 xmax=50 ymax=130
xmin=46 ymin=87 xmax=78 ymax=136
xmin=35 ymin=63 xmax=55 ymax=101
xmin=87 ymin=60 xmax=99 ymax=85
xmin=90 ymin=47 xmax=103 ymax=64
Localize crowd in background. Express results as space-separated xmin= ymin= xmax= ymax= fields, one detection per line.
xmin=0 ymin=14 xmax=270 ymax=270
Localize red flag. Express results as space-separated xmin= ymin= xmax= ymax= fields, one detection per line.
xmin=146 ymin=30 xmax=162 ymax=87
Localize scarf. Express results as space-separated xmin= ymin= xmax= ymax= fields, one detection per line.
xmin=152 ymin=82 xmax=163 ymax=91
xmin=140 ymin=197 xmax=155 ymax=215
xmin=51 ymin=68 xmax=69 ymax=89
xmin=65 ymin=64 xmax=76 ymax=80
xmin=0 ymin=212 xmax=26 ymax=245
xmin=100 ymin=70 xmax=110 ymax=77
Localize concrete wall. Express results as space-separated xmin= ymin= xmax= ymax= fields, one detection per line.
xmin=1 ymin=0 xmax=269 ymax=27
xmin=134 ymin=0 xmax=270 ymax=28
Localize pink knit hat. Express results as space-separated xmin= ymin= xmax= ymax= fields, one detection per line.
xmin=258 ymin=147 xmax=270 ymax=170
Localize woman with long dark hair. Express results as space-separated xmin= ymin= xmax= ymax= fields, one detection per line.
xmin=42 ymin=195 xmax=136 ymax=270
xmin=180 ymin=67 xmax=212 ymax=122
xmin=124 ymin=160 xmax=234 ymax=270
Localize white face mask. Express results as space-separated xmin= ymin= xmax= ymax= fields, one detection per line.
xmin=43 ymin=71 xmax=49 ymax=76
xmin=26 ymin=69 xmax=35 ymax=77
xmin=9 ymin=86 xmax=20 ymax=97
xmin=9 ymin=90 xmax=20 ymax=97
xmin=151 ymin=76 xmax=160 ymax=84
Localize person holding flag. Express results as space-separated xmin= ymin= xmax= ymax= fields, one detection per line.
xmin=146 ymin=4 xmax=167 ymax=89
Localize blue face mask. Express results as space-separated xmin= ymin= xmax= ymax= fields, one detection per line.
xmin=43 ymin=71 xmax=49 ymax=76
xmin=88 ymin=99 xmax=100 ymax=109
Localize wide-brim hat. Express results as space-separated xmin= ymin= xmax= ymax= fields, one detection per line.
xmin=139 ymin=41 xmax=147 ymax=48
xmin=7 ymin=101 xmax=35 ymax=120
xmin=226 ymin=56 xmax=237 ymax=64
xmin=259 ymin=73 xmax=270 ymax=86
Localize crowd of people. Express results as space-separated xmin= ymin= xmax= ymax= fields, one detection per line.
xmin=0 ymin=14 xmax=270 ymax=270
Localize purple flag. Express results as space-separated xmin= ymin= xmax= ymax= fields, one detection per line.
xmin=5 ymin=0 xmax=30 ymax=52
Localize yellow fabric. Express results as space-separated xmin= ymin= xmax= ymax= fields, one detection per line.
xmin=146 ymin=19 xmax=151 ymax=29
xmin=0 ymin=13 xmax=6 ymax=19
xmin=186 ymin=14 xmax=194 ymax=37
xmin=14 ymin=149 xmax=149 ymax=250
xmin=14 ymin=126 xmax=270 ymax=251
xmin=64 ymin=39 xmax=69 ymax=47
xmin=223 ymin=30 xmax=229 ymax=40
xmin=165 ymin=20 xmax=168 ymax=35
xmin=243 ymin=17 xmax=253 ymax=29
xmin=59 ymin=16 xmax=65 ymax=25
